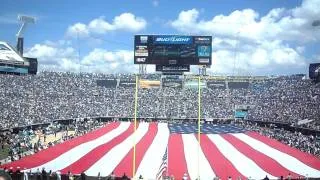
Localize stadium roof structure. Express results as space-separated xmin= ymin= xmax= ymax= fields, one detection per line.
xmin=0 ymin=41 xmax=28 ymax=65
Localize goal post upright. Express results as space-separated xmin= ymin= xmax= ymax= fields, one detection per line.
xmin=132 ymin=74 xmax=139 ymax=178
xmin=197 ymin=75 xmax=201 ymax=179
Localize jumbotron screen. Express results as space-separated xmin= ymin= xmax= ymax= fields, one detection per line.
xmin=134 ymin=35 xmax=212 ymax=65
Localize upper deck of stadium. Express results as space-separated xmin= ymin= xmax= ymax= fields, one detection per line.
xmin=0 ymin=41 xmax=27 ymax=65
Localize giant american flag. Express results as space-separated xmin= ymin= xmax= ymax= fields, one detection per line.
xmin=2 ymin=122 xmax=320 ymax=179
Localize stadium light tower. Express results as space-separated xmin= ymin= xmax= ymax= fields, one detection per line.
xmin=16 ymin=14 xmax=36 ymax=55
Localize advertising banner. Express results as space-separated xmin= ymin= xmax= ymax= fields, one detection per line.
xmin=207 ymin=81 xmax=226 ymax=89
xmin=139 ymin=80 xmax=160 ymax=88
xmin=156 ymin=65 xmax=190 ymax=72
xmin=184 ymin=80 xmax=207 ymax=88
xmin=163 ymin=79 xmax=183 ymax=88
xmin=96 ymin=79 xmax=117 ymax=88
xmin=119 ymin=79 xmax=136 ymax=87
xmin=153 ymin=35 xmax=193 ymax=45
xmin=228 ymin=82 xmax=249 ymax=89
xmin=235 ymin=110 xmax=248 ymax=119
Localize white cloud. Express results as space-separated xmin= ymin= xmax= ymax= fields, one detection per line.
xmin=250 ymin=48 xmax=269 ymax=67
xmin=66 ymin=23 xmax=89 ymax=38
xmin=81 ymin=48 xmax=136 ymax=73
xmin=169 ymin=0 xmax=319 ymax=74
xmin=170 ymin=0 xmax=320 ymax=42
xmin=112 ymin=13 xmax=147 ymax=32
xmin=171 ymin=8 xmax=260 ymax=38
xmin=24 ymin=42 xmax=79 ymax=72
xmin=208 ymin=38 xmax=306 ymax=75
xmin=66 ymin=13 xmax=147 ymax=37
xmin=25 ymin=44 xmax=76 ymax=64
xmin=82 ymin=48 xmax=133 ymax=65
xmin=25 ymin=41 xmax=137 ymax=73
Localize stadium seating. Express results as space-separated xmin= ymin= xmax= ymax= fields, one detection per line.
xmin=0 ymin=72 xmax=319 ymax=130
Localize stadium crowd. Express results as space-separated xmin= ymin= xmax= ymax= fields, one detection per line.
xmin=0 ymin=72 xmax=319 ymax=166
xmin=0 ymin=118 xmax=104 ymax=165
xmin=0 ymin=72 xmax=319 ymax=130
xmin=248 ymin=75 xmax=320 ymax=125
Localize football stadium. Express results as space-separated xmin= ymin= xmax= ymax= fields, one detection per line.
xmin=1 ymin=0 xmax=320 ymax=180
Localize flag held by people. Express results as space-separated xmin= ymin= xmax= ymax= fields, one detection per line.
xmin=156 ymin=147 xmax=168 ymax=180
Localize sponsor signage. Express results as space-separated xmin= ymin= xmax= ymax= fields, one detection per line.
xmin=162 ymin=75 xmax=182 ymax=79
xmin=153 ymin=35 xmax=193 ymax=45
xmin=139 ymin=80 xmax=160 ymax=88
xmin=228 ymin=82 xmax=250 ymax=89
xmin=207 ymin=81 xmax=226 ymax=89
xmin=194 ymin=37 xmax=212 ymax=44
xmin=199 ymin=58 xmax=210 ymax=63
xmin=184 ymin=80 xmax=207 ymax=88
xmin=163 ymin=79 xmax=182 ymax=88
xmin=135 ymin=45 xmax=148 ymax=57
xmin=119 ymin=79 xmax=136 ymax=87
xmin=156 ymin=65 xmax=190 ymax=72
xmin=97 ymin=79 xmax=117 ymax=88
xmin=235 ymin=110 xmax=248 ymax=119
xmin=134 ymin=35 xmax=212 ymax=65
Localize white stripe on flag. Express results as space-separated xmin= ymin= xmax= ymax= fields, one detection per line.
xmin=233 ymin=133 xmax=320 ymax=177
xmin=135 ymin=123 xmax=169 ymax=179
xmin=85 ymin=123 xmax=149 ymax=176
xmin=28 ymin=122 xmax=130 ymax=172
xmin=207 ymin=134 xmax=276 ymax=180
xmin=182 ymin=134 xmax=216 ymax=180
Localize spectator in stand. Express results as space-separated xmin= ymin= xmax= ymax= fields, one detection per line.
xmin=0 ymin=72 xmax=319 ymax=130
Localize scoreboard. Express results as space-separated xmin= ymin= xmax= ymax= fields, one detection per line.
xmin=309 ymin=63 xmax=320 ymax=83
xmin=134 ymin=35 xmax=212 ymax=65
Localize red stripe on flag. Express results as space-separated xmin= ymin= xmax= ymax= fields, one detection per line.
xmin=199 ymin=134 xmax=245 ymax=179
xmin=60 ymin=123 xmax=136 ymax=174
xmin=1 ymin=122 xmax=120 ymax=171
xmin=222 ymin=134 xmax=300 ymax=178
xmin=246 ymin=132 xmax=320 ymax=170
xmin=168 ymin=134 xmax=190 ymax=180
xmin=113 ymin=123 xmax=158 ymax=177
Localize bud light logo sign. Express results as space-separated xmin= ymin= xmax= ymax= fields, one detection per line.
xmin=154 ymin=36 xmax=192 ymax=44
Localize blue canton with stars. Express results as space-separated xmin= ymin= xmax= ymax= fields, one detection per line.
xmin=168 ymin=123 xmax=247 ymax=134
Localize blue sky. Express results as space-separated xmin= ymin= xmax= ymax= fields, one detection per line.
xmin=0 ymin=0 xmax=319 ymax=75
